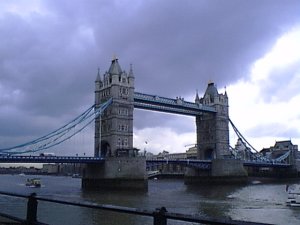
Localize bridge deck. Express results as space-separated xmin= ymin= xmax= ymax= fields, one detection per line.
xmin=0 ymin=156 xmax=104 ymax=164
xmin=0 ymin=156 xmax=291 ymax=169
xmin=134 ymin=92 xmax=216 ymax=116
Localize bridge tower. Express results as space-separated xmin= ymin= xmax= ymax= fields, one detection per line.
xmin=94 ymin=57 xmax=134 ymax=157
xmin=185 ymin=82 xmax=247 ymax=183
xmin=83 ymin=58 xmax=147 ymax=191
xmin=195 ymin=82 xmax=230 ymax=159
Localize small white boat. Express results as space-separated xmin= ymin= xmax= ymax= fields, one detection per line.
xmin=72 ymin=173 xmax=81 ymax=178
xmin=286 ymin=184 xmax=300 ymax=207
xmin=26 ymin=178 xmax=41 ymax=188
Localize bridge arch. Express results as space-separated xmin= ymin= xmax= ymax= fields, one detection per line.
xmin=204 ymin=148 xmax=215 ymax=160
xmin=100 ymin=141 xmax=111 ymax=158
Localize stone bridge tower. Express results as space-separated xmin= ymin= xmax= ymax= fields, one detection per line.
xmin=195 ymin=82 xmax=230 ymax=159
xmin=187 ymin=82 xmax=247 ymax=183
xmin=94 ymin=58 xmax=134 ymax=157
xmin=84 ymin=58 xmax=147 ymax=190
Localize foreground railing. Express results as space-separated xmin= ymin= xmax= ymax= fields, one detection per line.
xmin=0 ymin=191 xmax=273 ymax=225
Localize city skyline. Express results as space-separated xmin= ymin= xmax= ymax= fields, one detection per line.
xmin=0 ymin=0 xmax=300 ymax=155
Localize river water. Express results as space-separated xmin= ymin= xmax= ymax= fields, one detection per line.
xmin=0 ymin=174 xmax=299 ymax=225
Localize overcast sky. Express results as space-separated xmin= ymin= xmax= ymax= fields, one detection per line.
xmin=0 ymin=0 xmax=300 ymax=156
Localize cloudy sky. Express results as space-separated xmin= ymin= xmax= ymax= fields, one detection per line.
xmin=0 ymin=0 xmax=300 ymax=156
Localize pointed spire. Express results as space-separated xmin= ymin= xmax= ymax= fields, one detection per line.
xmin=108 ymin=57 xmax=122 ymax=75
xmin=195 ymin=89 xmax=200 ymax=103
xmin=95 ymin=67 xmax=101 ymax=82
xmin=128 ymin=63 xmax=134 ymax=78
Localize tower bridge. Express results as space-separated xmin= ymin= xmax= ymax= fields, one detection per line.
xmin=88 ymin=57 xmax=244 ymax=189
xmin=0 ymin=57 xmax=297 ymax=190
xmin=94 ymin=58 xmax=230 ymax=161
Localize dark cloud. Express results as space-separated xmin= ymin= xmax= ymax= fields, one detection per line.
xmin=0 ymin=0 xmax=300 ymax=153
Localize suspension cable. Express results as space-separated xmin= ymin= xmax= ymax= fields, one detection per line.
xmin=0 ymin=98 xmax=112 ymax=154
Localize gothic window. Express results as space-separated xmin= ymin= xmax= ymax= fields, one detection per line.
xmin=124 ymin=138 xmax=128 ymax=146
xmin=118 ymin=108 xmax=128 ymax=115
xmin=118 ymin=138 xmax=121 ymax=147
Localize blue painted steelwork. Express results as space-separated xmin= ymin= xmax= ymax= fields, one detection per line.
xmin=0 ymin=156 xmax=291 ymax=169
xmin=0 ymin=155 xmax=105 ymax=164
xmin=146 ymin=159 xmax=291 ymax=170
xmin=0 ymin=98 xmax=112 ymax=156
xmin=243 ymin=161 xmax=291 ymax=168
xmin=134 ymin=92 xmax=216 ymax=116
xmin=146 ymin=159 xmax=212 ymax=170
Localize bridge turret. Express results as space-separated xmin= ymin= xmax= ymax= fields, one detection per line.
xmin=94 ymin=69 xmax=102 ymax=157
xmin=109 ymin=57 xmax=122 ymax=85
xmin=128 ymin=63 xmax=135 ymax=89
xmin=95 ymin=68 xmax=102 ymax=92
xmin=95 ymin=58 xmax=134 ymax=157
xmin=196 ymin=82 xmax=230 ymax=160
xmin=195 ymin=90 xmax=200 ymax=104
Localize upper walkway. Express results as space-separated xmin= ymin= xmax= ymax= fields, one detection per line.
xmin=133 ymin=92 xmax=216 ymax=116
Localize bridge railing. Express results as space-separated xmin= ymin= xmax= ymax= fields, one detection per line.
xmin=0 ymin=191 xmax=273 ymax=225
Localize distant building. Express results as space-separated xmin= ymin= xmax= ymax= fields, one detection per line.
xmin=42 ymin=164 xmax=59 ymax=174
xmin=260 ymin=140 xmax=298 ymax=164
xmin=234 ymin=138 xmax=252 ymax=160
xmin=156 ymin=150 xmax=170 ymax=159
xmin=147 ymin=148 xmax=197 ymax=174
xmin=186 ymin=146 xmax=197 ymax=159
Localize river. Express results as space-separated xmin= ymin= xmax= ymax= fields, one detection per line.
xmin=0 ymin=174 xmax=299 ymax=225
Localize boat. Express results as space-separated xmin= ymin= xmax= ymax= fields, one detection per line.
xmin=286 ymin=184 xmax=300 ymax=207
xmin=26 ymin=178 xmax=41 ymax=188
xmin=72 ymin=173 xmax=81 ymax=178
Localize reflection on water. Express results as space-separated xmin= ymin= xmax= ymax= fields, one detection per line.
xmin=0 ymin=175 xmax=299 ymax=225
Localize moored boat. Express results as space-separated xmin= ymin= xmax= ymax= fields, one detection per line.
xmin=26 ymin=178 xmax=41 ymax=188
xmin=286 ymin=184 xmax=300 ymax=207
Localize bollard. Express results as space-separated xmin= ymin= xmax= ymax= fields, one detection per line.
xmin=153 ymin=207 xmax=167 ymax=225
xmin=26 ymin=193 xmax=38 ymax=224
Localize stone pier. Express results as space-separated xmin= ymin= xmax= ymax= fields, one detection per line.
xmin=82 ymin=157 xmax=148 ymax=190
xmin=185 ymin=159 xmax=248 ymax=184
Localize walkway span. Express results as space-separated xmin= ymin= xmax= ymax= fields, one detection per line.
xmin=133 ymin=92 xmax=216 ymax=116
